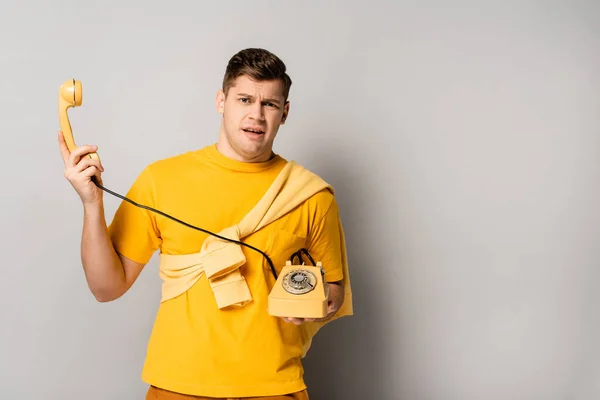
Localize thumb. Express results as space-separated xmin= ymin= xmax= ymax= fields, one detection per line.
xmin=57 ymin=131 xmax=71 ymax=165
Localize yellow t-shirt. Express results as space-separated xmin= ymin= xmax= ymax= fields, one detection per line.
xmin=107 ymin=144 xmax=346 ymax=398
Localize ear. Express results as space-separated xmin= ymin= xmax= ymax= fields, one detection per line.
xmin=216 ymin=89 xmax=226 ymax=115
xmin=281 ymin=101 xmax=290 ymax=125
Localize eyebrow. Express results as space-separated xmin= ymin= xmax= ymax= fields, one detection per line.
xmin=236 ymin=92 xmax=281 ymax=105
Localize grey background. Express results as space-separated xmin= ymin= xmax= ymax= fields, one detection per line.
xmin=1 ymin=1 xmax=599 ymax=399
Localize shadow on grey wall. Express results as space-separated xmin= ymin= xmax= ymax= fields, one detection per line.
xmin=300 ymin=149 xmax=391 ymax=400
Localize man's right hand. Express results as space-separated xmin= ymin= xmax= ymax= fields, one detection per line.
xmin=58 ymin=130 xmax=105 ymax=206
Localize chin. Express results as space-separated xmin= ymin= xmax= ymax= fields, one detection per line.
xmin=241 ymin=147 xmax=267 ymax=159
xmin=238 ymin=144 xmax=271 ymax=160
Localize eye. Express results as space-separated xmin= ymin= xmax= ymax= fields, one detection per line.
xmin=239 ymin=98 xmax=250 ymax=103
xmin=264 ymin=102 xmax=278 ymax=108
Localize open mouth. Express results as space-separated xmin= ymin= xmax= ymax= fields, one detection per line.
xmin=242 ymin=127 xmax=265 ymax=135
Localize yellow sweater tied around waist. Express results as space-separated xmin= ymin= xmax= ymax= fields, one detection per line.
xmin=158 ymin=161 xmax=352 ymax=313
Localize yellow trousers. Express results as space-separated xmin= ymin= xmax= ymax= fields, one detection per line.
xmin=145 ymin=386 xmax=310 ymax=400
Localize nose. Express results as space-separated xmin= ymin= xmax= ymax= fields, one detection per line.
xmin=249 ymin=101 xmax=265 ymax=121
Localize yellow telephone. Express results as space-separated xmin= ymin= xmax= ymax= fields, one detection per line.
xmin=268 ymin=261 xmax=330 ymax=319
xmin=58 ymin=78 xmax=99 ymax=160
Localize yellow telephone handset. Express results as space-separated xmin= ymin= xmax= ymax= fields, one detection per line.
xmin=58 ymin=78 xmax=99 ymax=160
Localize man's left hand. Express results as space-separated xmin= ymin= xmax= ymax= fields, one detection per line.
xmin=280 ymin=281 xmax=344 ymax=325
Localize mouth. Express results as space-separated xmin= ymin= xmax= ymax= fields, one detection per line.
xmin=242 ymin=127 xmax=265 ymax=135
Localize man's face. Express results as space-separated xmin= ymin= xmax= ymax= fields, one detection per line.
xmin=216 ymin=75 xmax=289 ymax=162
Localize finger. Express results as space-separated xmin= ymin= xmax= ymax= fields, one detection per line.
xmin=90 ymin=166 xmax=103 ymax=185
xmin=57 ymin=131 xmax=71 ymax=165
xmin=85 ymin=166 xmax=104 ymax=187
xmin=81 ymin=165 xmax=100 ymax=179
xmin=309 ymin=312 xmax=333 ymax=323
xmin=93 ymin=168 xmax=103 ymax=185
xmin=74 ymin=157 xmax=104 ymax=173
xmin=327 ymin=300 xmax=336 ymax=313
xmin=69 ymin=145 xmax=98 ymax=163
xmin=67 ymin=145 xmax=98 ymax=168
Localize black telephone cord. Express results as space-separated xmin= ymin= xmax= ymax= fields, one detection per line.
xmin=92 ymin=179 xmax=319 ymax=280
xmin=92 ymin=179 xmax=281 ymax=280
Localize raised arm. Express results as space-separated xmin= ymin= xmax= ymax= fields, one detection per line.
xmin=58 ymin=131 xmax=145 ymax=302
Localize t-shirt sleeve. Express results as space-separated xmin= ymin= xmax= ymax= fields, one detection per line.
xmin=305 ymin=194 xmax=345 ymax=283
xmin=107 ymin=165 xmax=162 ymax=264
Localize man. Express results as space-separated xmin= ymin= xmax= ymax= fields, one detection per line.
xmin=59 ymin=48 xmax=352 ymax=399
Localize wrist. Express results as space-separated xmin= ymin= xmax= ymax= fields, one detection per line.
xmin=83 ymin=199 xmax=105 ymax=217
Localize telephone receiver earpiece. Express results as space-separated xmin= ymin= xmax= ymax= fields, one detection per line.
xmin=58 ymin=78 xmax=99 ymax=160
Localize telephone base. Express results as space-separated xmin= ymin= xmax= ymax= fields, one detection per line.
xmin=268 ymin=296 xmax=329 ymax=319
xmin=267 ymin=263 xmax=329 ymax=319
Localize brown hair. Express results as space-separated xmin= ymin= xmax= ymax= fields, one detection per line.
xmin=222 ymin=48 xmax=292 ymax=101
